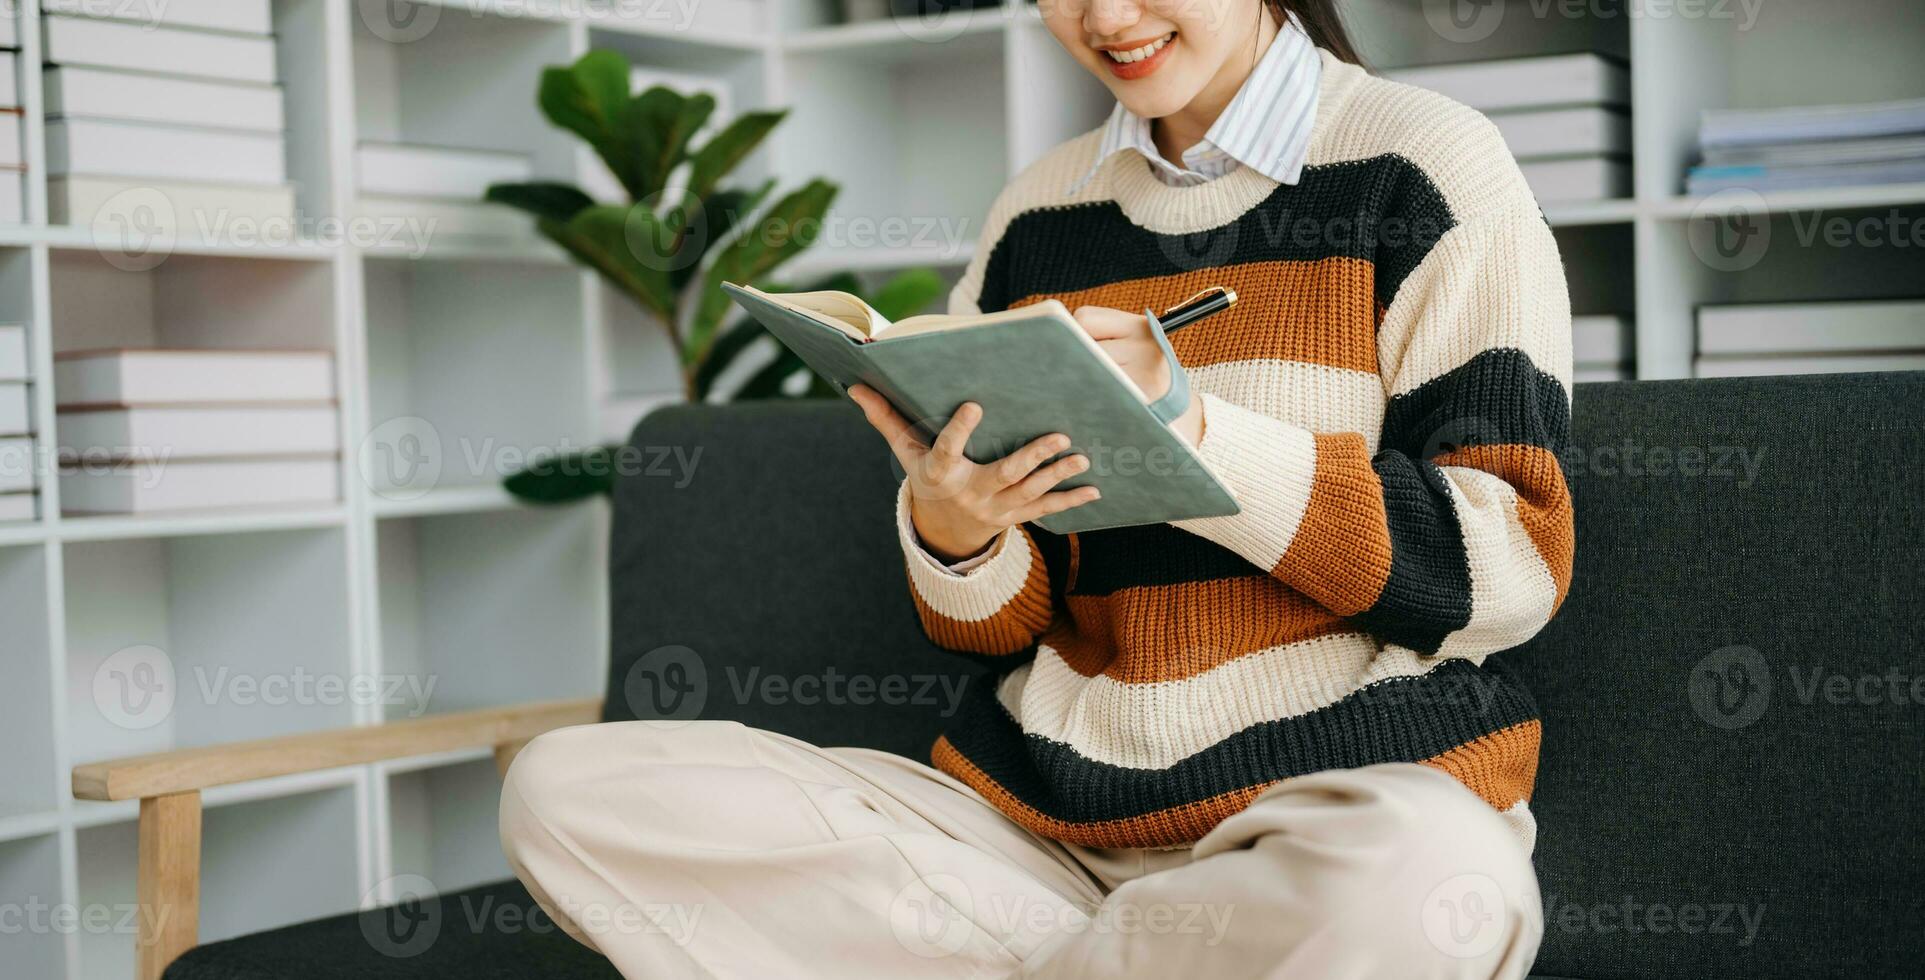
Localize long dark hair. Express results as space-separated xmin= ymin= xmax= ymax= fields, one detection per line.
xmin=1265 ymin=0 xmax=1364 ymax=66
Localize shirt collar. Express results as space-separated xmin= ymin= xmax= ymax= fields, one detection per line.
xmin=1069 ymin=13 xmax=1322 ymax=195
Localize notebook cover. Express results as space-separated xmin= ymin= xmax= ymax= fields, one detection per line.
xmin=724 ymin=283 xmax=1239 ymax=534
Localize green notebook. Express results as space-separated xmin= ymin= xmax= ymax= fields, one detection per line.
xmin=722 ymin=282 xmax=1239 ymax=535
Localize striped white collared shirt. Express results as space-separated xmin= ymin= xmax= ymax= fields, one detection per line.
xmin=1070 ymin=13 xmax=1322 ymax=193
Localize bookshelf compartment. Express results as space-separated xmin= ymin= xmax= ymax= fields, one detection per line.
xmin=351 ymin=3 xmax=579 ymax=190
xmin=62 ymin=528 xmax=356 ymax=772
xmin=1557 ymin=223 xmax=1637 ymax=319
xmin=386 ymin=757 xmax=512 ymax=897
xmin=779 ymin=30 xmax=1008 ymax=271
xmin=1634 ymin=0 xmax=1925 ymax=200
xmin=375 ymin=505 xmax=606 ymax=717
xmin=1345 ymin=0 xmax=1630 ymax=70
xmin=0 ymin=833 xmax=69 ymax=980
xmin=47 ymin=250 xmax=338 ymax=354
xmin=75 ymin=784 xmax=362 ymax=978
xmin=0 ymin=544 xmax=57 ymax=820
xmin=363 ymin=259 xmax=592 ymax=495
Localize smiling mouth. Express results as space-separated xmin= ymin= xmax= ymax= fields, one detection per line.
xmin=1100 ymin=32 xmax=1176 ymax=79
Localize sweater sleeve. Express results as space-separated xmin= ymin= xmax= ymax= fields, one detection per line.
xmin=1173 ymin=205 xmax=1574 ymax=657
xmin=896 ymin=483 xmax=1056 ymax=656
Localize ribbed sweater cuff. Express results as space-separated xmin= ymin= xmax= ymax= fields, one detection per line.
xmin=896 ymin=482 xmax=1035 ymax=622
xmin=1172 ymin=392 xmax=1319 ymax=571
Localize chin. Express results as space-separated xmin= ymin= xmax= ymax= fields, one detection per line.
xmin=1111 ymin=87 xmax=1196 ymax=121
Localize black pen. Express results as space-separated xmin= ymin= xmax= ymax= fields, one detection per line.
xmin=1157 ymin=286 xmax=1238 ymax=331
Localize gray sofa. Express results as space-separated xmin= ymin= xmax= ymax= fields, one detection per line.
xmin=168 ymin=373 xmax=1923 ymax=979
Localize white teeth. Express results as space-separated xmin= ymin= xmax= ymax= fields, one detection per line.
xmin=1105 ymin=33 xmax=1172 ymax=64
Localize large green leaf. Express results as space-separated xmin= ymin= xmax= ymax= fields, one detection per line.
xmin=735 ymin=348 xmax=808 ymax=399
xmin=483 ymin=182 xmax=594 ymax=223
xmin=689 ymin=179 xmax=837 ymax=364
xmin=620 ymin=88 xmax=713 ymax=201
xmin=687 ymin=110 xmax=786 ymax=201
xmin=535 ymin=205 xmax=676 ymax=320
xmin=667 ymin=180 xmax=773 ymax=294
xmin=869 ymin=267 xmax=948 ymax=321
xmin=503 ymin=446 xmax=617 ymax=503
xmin=537 ymin=51 xmax=630 ymax=160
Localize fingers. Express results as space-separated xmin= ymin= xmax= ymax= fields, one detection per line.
xmin=926 ymin=403 xmax=983 ymax=475
xmin=1003 ymin=453 xmax=1090 ymax=504
xmin=1009 ymin=486 xmax=1102 ymax=525
xmin=993 ymin=433 xmax=1071 ymax=486
xmin=849 ymin=385 xmax=926 ymax=466
xmin=1072 ymin=305 xmax=1142 ymax=341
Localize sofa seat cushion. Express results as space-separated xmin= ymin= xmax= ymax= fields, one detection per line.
xmin=164 ymin=878 xmax=621 ymax=980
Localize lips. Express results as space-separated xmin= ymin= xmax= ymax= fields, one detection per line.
xmin=1101 ymin=32 xmax=1176 ymax=81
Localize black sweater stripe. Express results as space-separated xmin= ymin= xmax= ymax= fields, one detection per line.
xmin=1378 ymin=347 xmax=1572 ymax=460
xmin=948 ymin=658 xmax=1538 ymax=824
xmin=1353 ymin=349 xmax=1568 ymax=652
xmin=1061 ymin=522 xmax=1262 ymax=596
xmin=979 ymin=154 xmax=1458 ymax=315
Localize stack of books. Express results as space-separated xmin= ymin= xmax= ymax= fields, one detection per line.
xmin=40 ymin=0 xmax=296 ymax=233
xmin=354 ymin=142 xmax=534 ymax=243
xmin=0 ymin=323 xmax=31 ymax=521
xmin=1386 ymin=53 xmax=1631 ymax=204
xmin=1573 ymin=315 xmax=1634 ymax=382
xmin=54 ymin=349 xmax=340 ymax=514
xmin=1695 ymin=300 xmax=1925 ymax=378
xmin=1 ymin=12 xmax=21 ymax=226
xmin=1688 ymin=98 xmax=1925 ymax=195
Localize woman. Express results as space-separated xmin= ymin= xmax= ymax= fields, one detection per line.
xmin=501 ymin=0 xmax=1573 ymax=975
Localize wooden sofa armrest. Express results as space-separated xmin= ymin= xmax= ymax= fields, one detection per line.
xmin=72 ymin=697 xmax=603 ymax=980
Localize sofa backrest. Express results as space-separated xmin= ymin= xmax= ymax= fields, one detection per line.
xmin=607 ymin=374 xmax=1924 ymax=979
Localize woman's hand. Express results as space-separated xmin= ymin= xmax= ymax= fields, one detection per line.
xmin=849 ymin=386 xmax=1100 ymax=563
xmin=1070 ymin=306 xmax=1205 ymax=444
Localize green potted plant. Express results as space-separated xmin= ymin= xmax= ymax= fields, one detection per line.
xmin=485 ymin=50 xmax=944 ymax=501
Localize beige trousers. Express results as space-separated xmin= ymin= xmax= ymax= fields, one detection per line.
xmin=499 ymin=720 xmax=1542 ymax=979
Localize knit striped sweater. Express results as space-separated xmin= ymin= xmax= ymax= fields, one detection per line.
xmin=897 ymin=51 xmax=1575 ymax=851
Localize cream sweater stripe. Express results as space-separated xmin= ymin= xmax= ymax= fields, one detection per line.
xmin=896 ymin=482 xmax=1041 ymax=624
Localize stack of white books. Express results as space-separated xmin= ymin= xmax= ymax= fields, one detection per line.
xmin=1695 ymin=300 xmax=1925 ymax=378
xmin=354 ymin=142 xmax=535 ymax=243
xmin=1573 ymin=315 xmax=1634 ymax=382
xmin=1689 ymin=98 xmax=1925 ymax=195
xmin=40 ymin=0 xmax=296 ymax=233
xmin=1386 ymin=53 xmax=1631 ymax=204
xmin=0 ymin=323 xmax=31 ymax=521
xmin=54 ymin=348 xmax=340 ymax=514
xmin=1 ymin=17 xmax=22 ymax=226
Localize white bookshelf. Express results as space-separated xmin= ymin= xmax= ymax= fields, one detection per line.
xmin=0 ymin=0 xmax=1918 ymax=976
